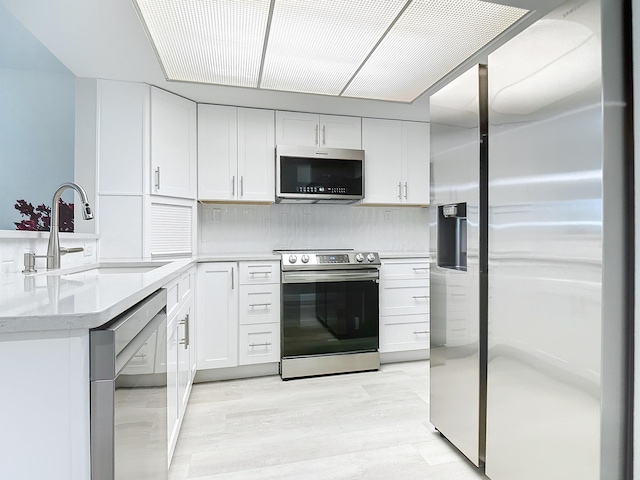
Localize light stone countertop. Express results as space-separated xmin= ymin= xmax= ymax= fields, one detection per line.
xmin=0 ymin=251 xmax=427 ymax=333
xmin=0 ymin=253 xmax=280 ymax=334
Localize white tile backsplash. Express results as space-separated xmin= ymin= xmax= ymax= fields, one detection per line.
xmin=0 ymin=232 xmax=98 ymax=273
xmin=199 ymin=203 xmax=429 ymax=254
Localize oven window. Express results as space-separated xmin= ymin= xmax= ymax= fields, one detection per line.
xmin=282 ymin=280 xmax=379 ymax=357
xmin=280 ymin=156 xmax=363 ymax=196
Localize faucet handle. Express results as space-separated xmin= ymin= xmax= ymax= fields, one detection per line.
xmin=60 ymin=247 xmax=84 ymax=256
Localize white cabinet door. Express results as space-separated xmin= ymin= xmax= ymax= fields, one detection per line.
xmin=237 ymin=107 xmax=275 ymax=202
xmin=276 ymin=111 xmax=361 ymax=148
xmin=320 ymin=115 xmax=361 ymax=148
xmin=402 ymin=121 xmax=430 ymax=205
xmin=362 ymin=118 xmax=402 ymax=204
xmin=176 ymin=296 xmax=194 ymax=418
xmin=167 ymin=315 xmax=180 ymax=458
xmin=150 ymin=87 xmax=197 ymax=199
xmin=196 ymin=263 xmax=238 ymax=369
xmin=362 ymin=118 xmax=430 ymax=205
xmin=198 ymin=104 xmax=237 ymax=201
xmin=275 ymin=111 xmax=319 ymax=146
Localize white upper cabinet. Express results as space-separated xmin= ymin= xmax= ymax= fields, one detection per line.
xmin=276 ymin=111 xmax=361 ymax=149
xmin=362 ymin=118 xmax=430 ymax=206
xmin=198 ymin=105 xmax=275 ymax=203
xmin=150 ymin=88 xmax=197 ymax=199
xmin=402 ymin=121 xmax=430 ymax=205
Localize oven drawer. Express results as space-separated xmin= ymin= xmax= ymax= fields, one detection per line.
xmin=239 ymin=323 xmax=280 ymax=365
xmin=380 ymin=316 xmax=430 ymax=353
xmin=239 ymin=261 xmax=280 ymax=284
xmin=380 ymin=279 xmax=430 ymax=316
xmin=239 ymin=283 xmax=281 ymax=325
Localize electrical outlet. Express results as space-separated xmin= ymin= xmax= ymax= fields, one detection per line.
xmin=212 ymin=208 xmax=222 ymax=222
xmin=2 ymin=261 xmax=14 ymax=274
xmin=84 ymin=243 xmax=94 ymax=257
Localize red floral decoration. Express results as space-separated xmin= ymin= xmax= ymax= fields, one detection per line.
xmin=14 ymin=199 xmax=74 ymax=232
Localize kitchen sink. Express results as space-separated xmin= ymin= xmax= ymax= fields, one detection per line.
xmin=32 ymin=262 xmax=169 ymax=276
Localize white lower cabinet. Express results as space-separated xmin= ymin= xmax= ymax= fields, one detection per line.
xmin=379 ymin=257 xmax=430 ymax=355
xmin=196 ymin=262 xmax=238 ymax=369
xmin=196 ymin=260 xmax=281 ymax=372
xmin=165 ymin=266 xmax=196 ymax=463
xmin=239 ymin=323 xmax=280 ymax=365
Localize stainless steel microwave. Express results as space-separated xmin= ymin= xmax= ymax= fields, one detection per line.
xmin=275 ymin=145 xmax=365 ymax=204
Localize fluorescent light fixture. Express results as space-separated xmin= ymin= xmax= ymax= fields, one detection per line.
xmin=260 ymin=0 xmax=406 ymax=96
xmin=133 ymin=0 xmax=529 ymax=102
xmin=343 ymin=0 xmax=528 ymax=102
xmin=134 ymin=0 xmax=271 ymax=87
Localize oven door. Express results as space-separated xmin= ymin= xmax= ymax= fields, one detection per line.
xmin=281 ymin=269 xmax=379 ymax=357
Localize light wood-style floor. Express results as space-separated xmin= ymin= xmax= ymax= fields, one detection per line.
xmin=169 ymin=360 xmax=489 ymax=480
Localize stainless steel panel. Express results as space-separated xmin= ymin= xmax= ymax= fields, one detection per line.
xmin=429 ymin=64 xmax=484 ymax=466
xmin=280 ymin=351 xmax=380 ymax=380
xmin=486 ymin=0 xmax=628 ymax=478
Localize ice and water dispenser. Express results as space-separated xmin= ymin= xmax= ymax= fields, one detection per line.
xmin=437 ymin=202 xmax=467 ymax=271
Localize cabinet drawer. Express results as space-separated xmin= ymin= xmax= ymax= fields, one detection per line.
xmin=239 ymin=323 xmax=280 ymax=365
xmin=380 ymin=318 xmax=430 ymax=353
xmin=380 ymin=280 xmax=429 ymax=316
xmin=239 ymin=261 xmax=280 ymax=284
xmin=380 ymin=258 xmax=429 ymax=280
xmin=239 ymin=283 xmax=281 ymax=325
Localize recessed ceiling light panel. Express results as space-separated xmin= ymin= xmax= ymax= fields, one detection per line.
xmin=134 ymin=0 xmax=270 ymax=87
xmin=343 ymin=0 xmax=528 ymax=102
xmin=259 ymin=0 xmax=407 ymax=96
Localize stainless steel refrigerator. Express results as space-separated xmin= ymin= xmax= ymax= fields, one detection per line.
xmin=429 ymin=1 xmax=631 ymax=478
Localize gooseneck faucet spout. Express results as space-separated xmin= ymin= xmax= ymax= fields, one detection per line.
xmin=46 ymin=182 xmax=94 ymax=270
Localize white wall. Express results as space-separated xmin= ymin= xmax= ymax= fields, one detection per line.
xmin=0 ymin=3 xmax=76 ymax=231
xmin=199 ymin=203 xmax=429 ymax=254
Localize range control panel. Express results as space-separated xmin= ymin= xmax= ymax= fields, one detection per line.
xmin=278 ymin=251 xmax=380 ymax=270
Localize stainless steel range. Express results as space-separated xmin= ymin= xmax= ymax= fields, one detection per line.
xmin=276 ymin=249 xmax=381 ymax=380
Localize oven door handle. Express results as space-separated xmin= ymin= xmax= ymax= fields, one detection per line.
xmin=282 ymin=270 xmax=379 ymax=284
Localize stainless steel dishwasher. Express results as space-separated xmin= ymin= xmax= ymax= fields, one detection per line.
xmin=90 ymin=289 xmax=167 ymax=480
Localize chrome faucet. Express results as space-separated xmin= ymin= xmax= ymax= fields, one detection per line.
xmin=46 ymin=182 xmax=94 ymax=270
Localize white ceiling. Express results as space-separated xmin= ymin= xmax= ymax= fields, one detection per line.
xmin=0 ymin=0 xmax=564 ymax=121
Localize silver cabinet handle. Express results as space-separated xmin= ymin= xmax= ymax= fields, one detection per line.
xmin=322 ymin=125 xmax=326 ymax=145
xmin=179 ymin=313 xmax=190 ymax=349
xmin=155 ymin=166 xmax=160 ymax=190
xmin=134 ymin=352 xmax=147 ymax=359
xmin=404 ymin=182 xmax=408 ymax=200
xmin=231 ymin=267 xmax=234 ymax=289
xmin=240 ymin=176 xmax=244 ymax=197
xmin=249 ymin=342 xmax=271 ymax=348
xmin=232 ymin=175 xmax=235 ymax=197
xmin=412 ymin=267 xmax=429 ymax=271
xmin=397 ymin=182 xmax=402 ymax=200
xmin=315 ymin=125 xmax=319 ymax=145
xmin=412 ymin=295 xmax=429 ymax=299
xmin=249 ymin=271 xmax=271 ymax=275
xmin=413 ymin=331 xmax=429 ymax=335
xmin=249 ymin=303 xmax=271 ymax=308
